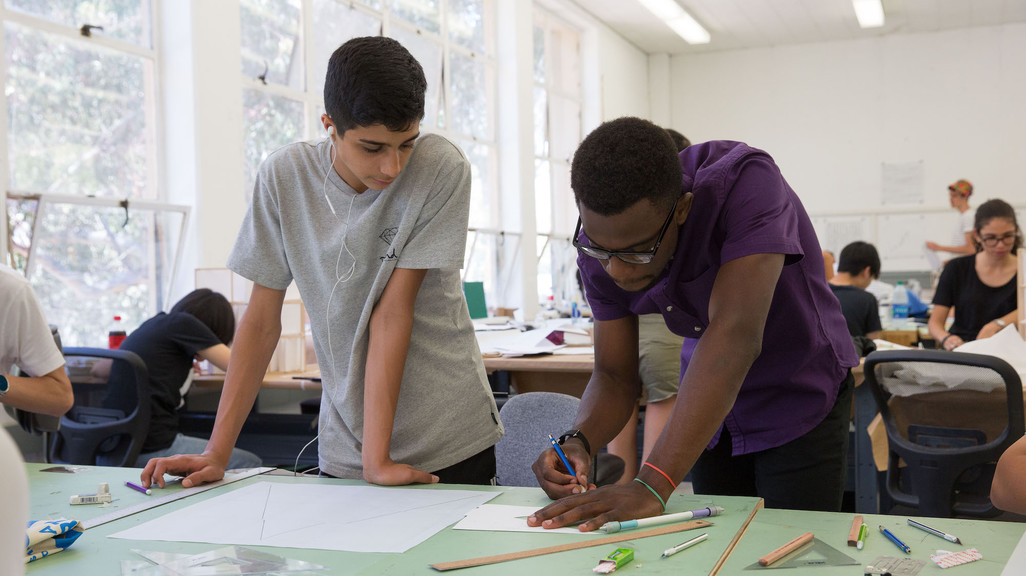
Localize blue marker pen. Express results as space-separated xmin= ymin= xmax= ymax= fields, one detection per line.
xmin=548 ymin=434 xmax=586 ymax=492
xmin=879 ymin=525 xmax=911 ymax=554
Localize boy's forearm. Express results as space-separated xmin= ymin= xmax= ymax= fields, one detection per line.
xmin=362 ymin=306 xmax=414 ymax=468
xmin=205 ymin=286 xmax=283 ymax=463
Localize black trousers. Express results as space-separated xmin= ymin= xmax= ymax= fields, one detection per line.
xmin=691 ymin=370 xmax=854 ymax=511
xmin=321 ymin=446 xmax=496 ymax=485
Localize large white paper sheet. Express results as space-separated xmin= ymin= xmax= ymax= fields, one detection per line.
xmin=452 ymin=504 xmax=602 ymax=535
xmin=110 ymin=482 xmax=500 ymax=553
xmin=1002 ymin=529 xmax=1026 ymax=576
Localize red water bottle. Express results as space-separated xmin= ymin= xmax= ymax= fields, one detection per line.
xmin=108 ymin=315 xmax=127 ymax=349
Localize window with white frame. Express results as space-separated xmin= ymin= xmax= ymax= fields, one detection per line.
xmin=241 ymin=1 xmax=500 ymax=309
xmin=2 ymin=1 xmax=190 ymax=347
xmin=533 ymin=7 xmax=581 ymax=310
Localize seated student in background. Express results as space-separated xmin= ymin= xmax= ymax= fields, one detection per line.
xmin=142 ymin=36 xmax=502 ymax=490
xmin=0 ymin=263 xmax=73 ymax=418
xmin=606 ymin=127 xmax=687 ymax=485
xmin=991 ymin=435 xmax=1026 ymax=514
xmin=822 ymin=250 xmax=835 ymax=281
xmin=929 ymin=198 xmax=1019 ymax=351
xmin=828 ymin=241 xmax=882 ymax=342
xmin=110 ymin=289 xmax=261 ymax=469
xmin=926 ymin=179 xmax=977 ymax=258
xmin=529 ymin=118 xmax=857 ymax=532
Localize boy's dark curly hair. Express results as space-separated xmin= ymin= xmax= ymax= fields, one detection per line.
xmin=571 ymin=117 xmax=682 ymax=216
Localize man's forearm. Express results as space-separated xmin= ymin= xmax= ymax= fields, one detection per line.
xmin=642 ymin=326 xmax=757 ymax=486
xmin=573 ymin=370 xmax=642 ymax=454
xmin=2 ymin=369 xmax=73 ymax=417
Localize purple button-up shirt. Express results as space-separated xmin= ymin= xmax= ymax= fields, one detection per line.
xmin=579 ymin=141 xmax=858 ymax=455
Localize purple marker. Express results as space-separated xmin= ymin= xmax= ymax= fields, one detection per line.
xmin=125 ymin=480 xmax=151 ymax=495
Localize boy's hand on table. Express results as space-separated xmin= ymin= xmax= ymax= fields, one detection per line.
xmin=141 ymin=453 xmax=227 ymax=489
xmin=363 ymin=459 xmax=439 ymax=485
xmin=527 ymin=481 xmax=662 ymax=532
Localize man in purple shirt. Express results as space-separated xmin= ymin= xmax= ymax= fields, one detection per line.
xmin=528 ymin=118 xmax=858 ymax=531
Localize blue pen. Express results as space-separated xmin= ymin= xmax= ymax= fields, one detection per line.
xmin=879 ymin=525 xmax=911 ymax=554
xmin=548 ymin=434 xmax=586 ymax=492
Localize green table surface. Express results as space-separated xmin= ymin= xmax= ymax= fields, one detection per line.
xmin=718 ymin=507 xmax=1026 ymax=575
xmin=25 ymin=464 xmax=762 ymax=575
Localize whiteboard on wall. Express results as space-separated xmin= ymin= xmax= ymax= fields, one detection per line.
xmin=877 ymin=212 xmax=956 ymax=271
xmin=811 ymin=216 xmax=874 ymax=257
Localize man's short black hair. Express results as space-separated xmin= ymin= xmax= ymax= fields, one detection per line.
xmin=665 ymin=128 xmax=691 ymax=152
xmin=323 ymin=36 xmax=427 ymax=134
xmin=836 ymin=241 xmax=881 ymax=279
xmin=171 ymin=289 xmax=235 ymax=346
xmin=571 ymin=117 xmax=682 ymax=216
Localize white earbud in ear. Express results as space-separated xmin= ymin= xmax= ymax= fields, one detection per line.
xmin=327 ymin=125 xmax=335 ymax=136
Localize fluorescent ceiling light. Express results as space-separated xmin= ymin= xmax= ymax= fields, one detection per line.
xmin=638 ymin=0 xmax=711 ymax=45
xmin=853 ymin=0 xmax=885 ymax=28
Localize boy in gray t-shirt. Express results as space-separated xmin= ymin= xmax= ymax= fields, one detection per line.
xmin=140 ymin=36 xmax=502 ymax=489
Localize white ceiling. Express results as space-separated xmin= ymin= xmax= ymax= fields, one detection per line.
xmin=574 ymin=0 xmax=1026 ymax=54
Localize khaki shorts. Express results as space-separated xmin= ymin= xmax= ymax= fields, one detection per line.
xmin=638 ymin=314 xmax=684 ymax=403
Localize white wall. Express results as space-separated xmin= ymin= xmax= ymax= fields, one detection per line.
xmin=597 ymin=27 xmax=650 ymax=122
xmin=669 ymin=23 xmax=1026 ymax=216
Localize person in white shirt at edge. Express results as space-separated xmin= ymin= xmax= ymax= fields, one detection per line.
xmin=926 ymin=179 xmax=976 ymax=258
xmin=0 ymin=263 xmax=74 ymax=418
xmin=140 ymin=36 xmax=502 ymax=490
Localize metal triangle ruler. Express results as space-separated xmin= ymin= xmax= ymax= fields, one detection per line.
xmin=745 ymin=537 xmax=858 ymax=569
xmin=80 ymin=467 xmax=273 ymax=530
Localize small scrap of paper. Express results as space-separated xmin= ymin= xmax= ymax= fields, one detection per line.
xmin=930 ymin=548 xmax=982 ymax=569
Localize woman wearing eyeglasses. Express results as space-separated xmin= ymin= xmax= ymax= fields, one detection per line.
xmin=929 ymin=198 xmax=1020 ymax=351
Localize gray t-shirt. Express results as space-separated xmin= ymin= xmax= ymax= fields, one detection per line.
xmin=228 ymin=134 xmax=503 ymax=478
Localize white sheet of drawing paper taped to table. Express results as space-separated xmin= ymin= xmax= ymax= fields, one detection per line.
xmin=109 ymin=482 xmax=500 ymax=553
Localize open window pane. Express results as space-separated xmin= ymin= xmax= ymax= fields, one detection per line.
xmin=5 ymin=22 xmax=154 ymax=198
xmin=389 ymin=25 xmax=441 ymax=129
xmin=389 ymin=0 xmax=440 ymax=35
xmin=449 ymin=51 xmax=491 ymax=140
xmin=311 ymin=1 xmax=380 ymax=101
xmin=549 ymin=94 xmax=579 ymax=162
xmin=242 ymin=89 xmax=305 ymax=200
xmin=457 ymin=139 xmax=492 ymax=229
xmin=5 ymin=0 xmax=152 ymax=47
xmin=447 ymin=0 xmax=486 ymax=55
xmin=240 ymin=0 xmax=304 ymax=90
xmin=24 ymin=201 xmax=187 ymax=347
xmin=534 ymin=159 xmax=551 ymax=234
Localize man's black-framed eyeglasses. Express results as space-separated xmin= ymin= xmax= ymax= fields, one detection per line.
xmin=572 ymin=196 xmax=680 ymax=264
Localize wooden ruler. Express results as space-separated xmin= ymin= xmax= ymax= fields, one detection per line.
xmin=80 ymin=467 xmax=272 ymax=530
xmin=430 ymin=519 xmax=713 ymax=571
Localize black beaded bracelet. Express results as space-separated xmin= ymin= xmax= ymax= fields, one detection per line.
xmin=939 ymin=333 xmax=955 ymax=348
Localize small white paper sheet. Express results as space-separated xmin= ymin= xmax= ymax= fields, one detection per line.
xmin=452 ymin=504 xmax=603 ymax=535
xmin=110 ymin=482 xmax=500 ymax=553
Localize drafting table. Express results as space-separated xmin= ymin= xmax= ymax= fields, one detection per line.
xmin=25 ymin=463 xmax=761 ymax=575
xmin=718 ymin=505 xmax=1026 ymax=574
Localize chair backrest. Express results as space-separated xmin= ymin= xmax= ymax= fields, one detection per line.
xmin=864 ymin=349 xmax=1025 ymax=517
xmin=48 ymin=347 xmax=151 ymax=468
xmin=495 ymin=392 xmax=579 ymax=487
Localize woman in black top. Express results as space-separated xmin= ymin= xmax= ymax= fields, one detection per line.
xmin=117 ymin=289 xmax=261 ymax=469
xmin=929 ymin=199 xmax=1019 ymax=350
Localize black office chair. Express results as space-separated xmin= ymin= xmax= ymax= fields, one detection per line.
xmin=48 ymin=347 xmax=151 ymax=468
xmin=864 ymin=349 xmax=1025 ymax=518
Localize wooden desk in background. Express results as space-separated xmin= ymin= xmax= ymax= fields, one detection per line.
xmin=483 ymin=352 xmax=594 ymax=397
